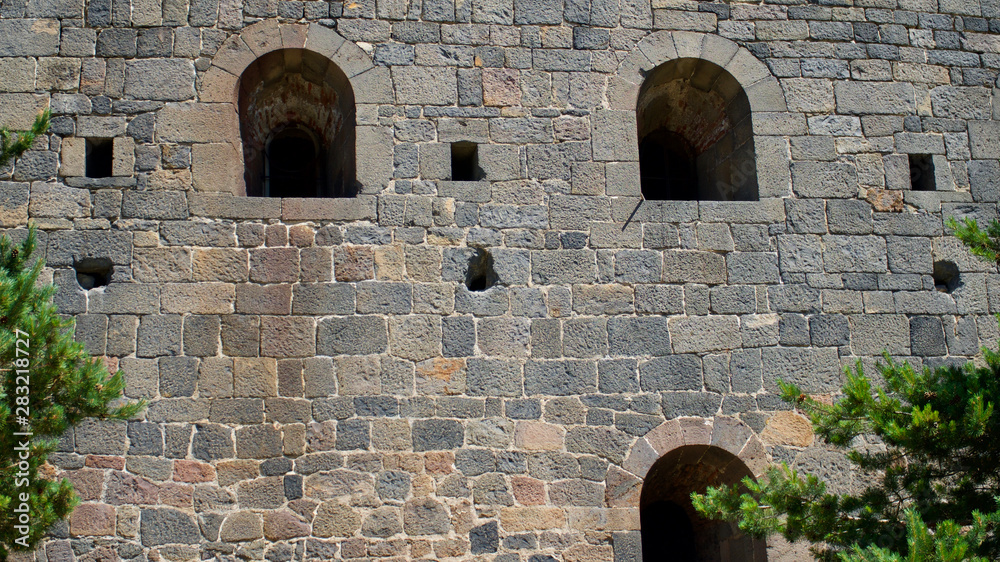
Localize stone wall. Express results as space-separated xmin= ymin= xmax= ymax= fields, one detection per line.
xmin=3 ymin=0 xmax=1000 ymax=560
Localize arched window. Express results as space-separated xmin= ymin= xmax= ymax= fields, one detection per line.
xmin=238 ymin=48 xmax=356 ymax=198
xmin=637 ymin=58 xmax=758 ymax=202
xmin=641 ymin=444 xmax=767 ymax=561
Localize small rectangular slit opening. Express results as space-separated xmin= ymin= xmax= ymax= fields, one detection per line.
xmin=86 ymin=138 xmax=113 ymax=179
xmin=908 ymin=153 xmax=935 ymax=191
xmin=451 ymin=142 xmax=479 ymax=181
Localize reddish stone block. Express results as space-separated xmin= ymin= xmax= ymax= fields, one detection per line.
xmin=263 ymin=509 xmax=310 ymax=541
xmin=62 ymin=468 xmax=105 ymax=501
xmin=512 ymin=476 xmax=546 ymax=506
xmin=423 ymin=452 xmax=454 ymax=475
xmin=334 ymin=245 xmax=374 ymax=282
xmin=85 ymin=455 xmax=125 ymax=470
xmin=173 ymin=459 xmax=216 ymax=483
xmin=70 ymin=503 xmax=116 ymax=536
xmin=104 ymin=471 xmax=159 ymax=505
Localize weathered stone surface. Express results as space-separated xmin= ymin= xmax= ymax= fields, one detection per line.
xmin=124 ymin=59 xmax=195 ymax=101
xmin=140 ymin=508 xmax=200 ymax=546
xmin=760 ymin=411 xmax=813 ymax=447
xmin=19 ymin=7 xmax=1000 ymax=560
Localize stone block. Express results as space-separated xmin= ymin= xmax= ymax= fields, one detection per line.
xmin=531 ymin=250 xmax=597 ymax=284
xmin=661 ymin=250 xmax=727 ymax=285
xmin=28 ymin=183 xmax=89 ymax=218
xmin=140 ymin=508 xmax=200 ymax=546
xmin=413 ymin=419 xmax=464 ymax=451
xmin=834 ymin=81 xmax=915 ymax=115
xmin=591 ymin=111 xmax=639 ymax=161
xmin=849 ymin=314 xmax=909 ymax=356
xmin=524 ymin=360 xmax=597 ymax=396
xmin=823 ymin=235 xmax=887 ymax=273
xmin=392 ymin=66 xmax=457 ymax=105
xmin=317 ymin=316 xmax=388 ymax=355
xmin=157 ymin=103 xmax=239 ymax=143
xmin=162 ymin=283 xmax=234 ymax=314
xmin=234 ymin=357 xmax=278 ymax=397
xmin=124 ymin=59 xmax=195 ymax=101
xmin=0 ymin=20 xmax=60 ymax=56
xmin=192 ymin=142 xmax=242 ymax=193
xmin=761 ymin=347 xmax=842 ymax=393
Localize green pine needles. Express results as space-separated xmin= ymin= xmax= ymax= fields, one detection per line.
xmin=0 ymin=228 xmax=144 ymax=559
xmin=947 ymin=217 xmax=1000 ymax=265
xmin=0 ymin=111 xmax=51 ymax=169
xmin=693 ymin=218 xmax=1000 ymax=561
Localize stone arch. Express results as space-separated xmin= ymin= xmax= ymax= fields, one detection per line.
xmin=195 ymin=21 xmax=393 ymax=200
xmin=610 ymin=416 xmax=770 ymax=562
xmin=598 ymin=31 xmax=790 ymax=201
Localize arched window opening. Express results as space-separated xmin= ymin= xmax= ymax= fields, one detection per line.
xmin=239 ymin=48 xmax=356 ymax=198
xmin=637 ymin=58 xmax=758 ymax=201
xmin=641 ymin=445 xmax=767 ymax=561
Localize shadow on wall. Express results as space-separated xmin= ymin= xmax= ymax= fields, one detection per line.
xmin=239 ymin=48 xmax=357 ymax=198
xmin=637 ymin=58 xmax=758 ymax=202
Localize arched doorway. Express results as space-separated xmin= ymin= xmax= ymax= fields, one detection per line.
xmin=640 ymin=444 xmax=766 ymax=561
xmin=238 ymin=48 xmax=357 ymax=198
xmin=636 ymin=58 xmax=758 ymax=202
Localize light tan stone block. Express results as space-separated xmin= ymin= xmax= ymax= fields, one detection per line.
xmin=60 ymin=136 xmax=85 ymax=177
xmin=157 ymin=102 xmax=239 ymax=143
xmin=147 ymin=168 xmax=192 ymax=190
xmin=0 ymin=58 xmax=36 ymax=92
xmin=161 ymin=282 xmax=235 ymax=314
xmin=0 ymin=93 xmax=49 ymax=130
xmin=112 ymin=136 xmax=134 ymax=176
xmin=374 ymin=244 xmax=405 ymax=281
xmin=192 ymin=142 xmax=243 ymax=193
xmin=513 ymin=421 xmax=564 ymax=451
xmin=70 ymin=503 xmax=116 ymax=536
xmin=192 ymin=248 xmax=248 ymax=282
xmin=760 ymin=411 xmax=814 ymax=447
xmin=234 ymin=357 xmax=278 ymax=397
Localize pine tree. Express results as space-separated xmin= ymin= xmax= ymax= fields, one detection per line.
xmin=0 ymin=113 xmax=144 ymax=560
xmin=692 ymin=218 xmax=1000 ymax=561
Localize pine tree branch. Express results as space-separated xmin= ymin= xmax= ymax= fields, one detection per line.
xmin=0 ymin=110 xmax=50 ymax=169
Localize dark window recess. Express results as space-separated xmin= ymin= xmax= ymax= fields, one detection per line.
xmin=933 ymin=260 xmax=959 ymax=293
xmin=85 ymin=138 xmax=113 ymax=178
xmin=239 ymin=48 xmax=357 ymax=198
xmin=451 ymin=142 xmax=481 ymax=181
xmin=909 ymin=154 xmax=935 ymax=191
xmin=637 ymin=58 xmax=758 ymax=201
xmin=640 ymin=501 xmax=697 ymax=561
xmin=265 ymin=126 xmax=323 ymax=199
xmin=75 ymin=258 xmax=113 ymax=290
xmin=639 ymin=130 xmax=698 ymax=201
xmin=466 ymin=248 xmax=497 ymax=292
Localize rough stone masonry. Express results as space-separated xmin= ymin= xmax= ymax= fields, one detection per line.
xmin=2 ymin=0 xmax=1000 ymax=559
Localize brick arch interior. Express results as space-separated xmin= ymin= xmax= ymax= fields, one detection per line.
xmin=238 ymin=48 xmax=357 ymax=198
xmin=640 ymin=444 xmax=767 ymax=562
xmin=637 ymin=57 xmax=757 ymax=202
